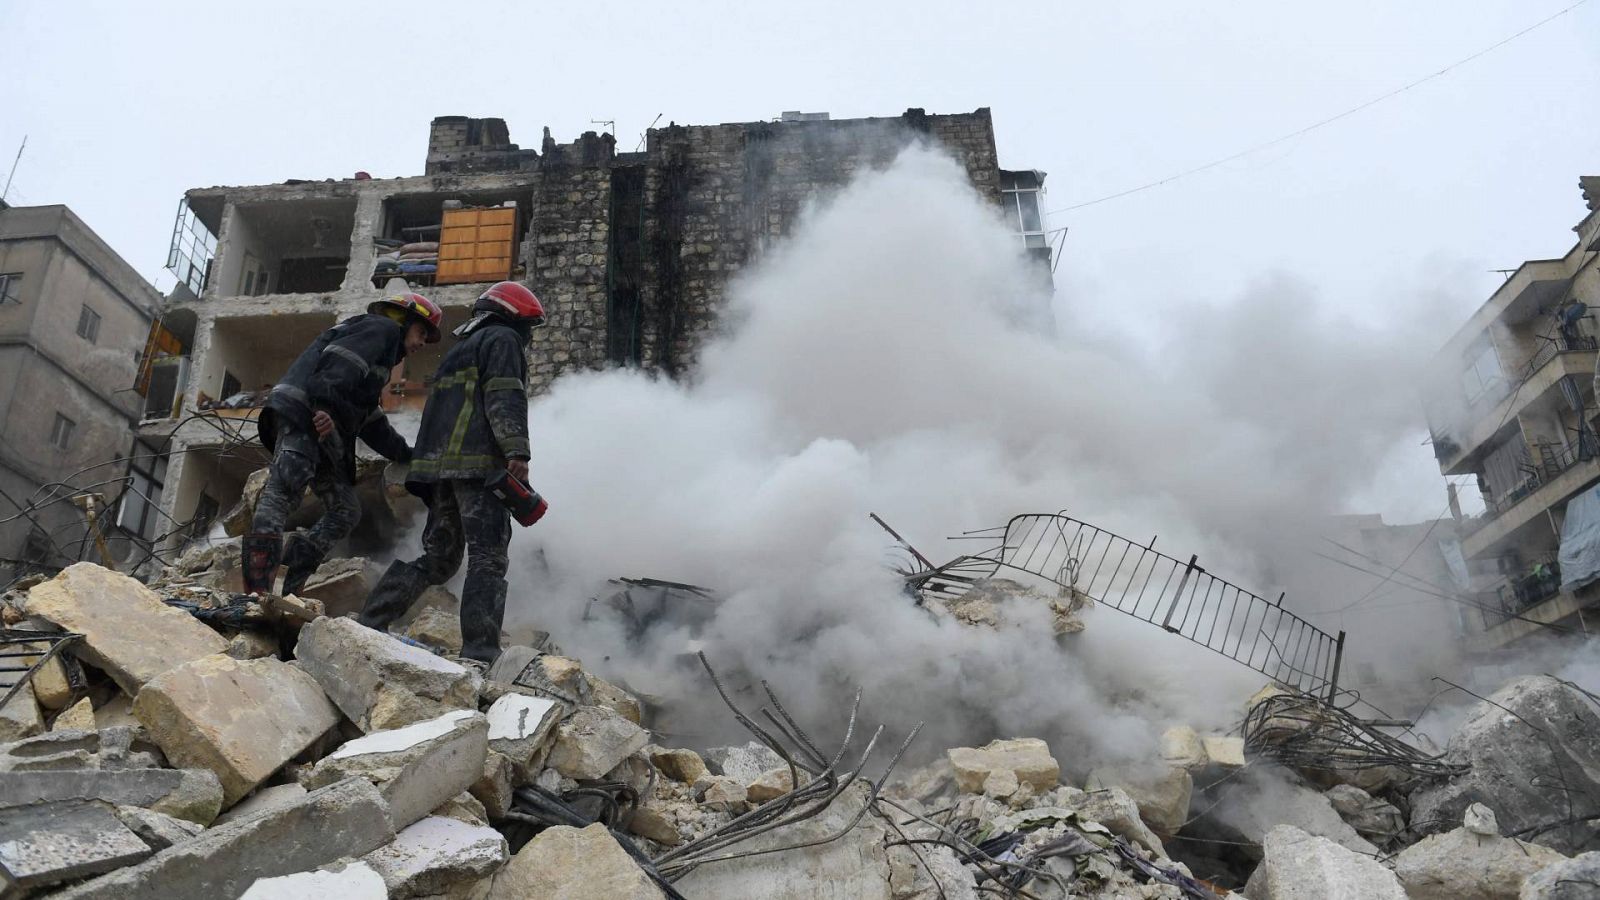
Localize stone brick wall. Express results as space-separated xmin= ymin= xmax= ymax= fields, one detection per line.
xmin=524 ymin=162 xmax=612 ymax=394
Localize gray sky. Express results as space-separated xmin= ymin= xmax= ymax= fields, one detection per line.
xmin=5 ymin=0 xmax=1598 ymax=522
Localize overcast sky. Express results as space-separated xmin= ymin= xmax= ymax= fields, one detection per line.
xmin=5 ymin=0 xmax=1598 ymax=522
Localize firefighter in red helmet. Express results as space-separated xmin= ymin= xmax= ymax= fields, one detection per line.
xmin=359 ymin=282 xmax=544 ymax=664
xmin=242 ymin=293 xmax=443 ymax=597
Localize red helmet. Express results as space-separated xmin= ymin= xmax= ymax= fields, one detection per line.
xmin=477 ymin=282 xmax=546 ymax=326
xmin=370 ymin=292 xmax=443 ymax=343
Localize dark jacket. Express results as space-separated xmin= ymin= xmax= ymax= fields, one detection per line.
xmin=258 ymin=313 xmax=412 ymax=474
xmin=408 ymin=318 xmax=529 ymax=483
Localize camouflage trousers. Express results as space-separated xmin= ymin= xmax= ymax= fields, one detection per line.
xmin=409 ymin=479 xmax=512 ymax=662
xmin=250 ymin=421 xmax=360 ymax=556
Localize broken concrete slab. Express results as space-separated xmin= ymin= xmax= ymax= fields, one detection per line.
xmin=695 ymin=774 xmax=748 ymax=808
xmin=395 ymin=584 xmax=461 ymax=630
xmin=489 ymin=822 xmax=663 ymax=899
xmin=405 ymin=607 xmax=464 ymax=655
xmin=225 ymin=630 xmax=279 ymax=660
xmin=23 ymin=563 xmax=228 ymax=694
xmin=948 ymin=738 xmax=1060 ymax=795
xmin=296 ymin=557 xmax=380 ymax=619
xmin=1244 ymin=824 xmax=1406 ymax=899
xmin=888 ymin=841 xmax=978 ymax=900
xmin=93 ymin=694 xmax=137 ymax=731
xmin=1086 ymin=765 xmax=1192 ymax=834
xmin=584 ymin=672 xmax=643 ymax=724
xmin=1202 ymin=735 xmax=1247 ymax=769
xmin=363 ymin=815 xmax=508 ymax=899
xmin=704 ymin=740 xmax=787 ymax=785
xmin=547 ymin=705 xmax=647 ymax=780
xmin=0 ymin=679 xmax=42 ymax=742
xmin=0 ymin=800 xmax=152 ymax=893
xmin=113 ymin=805 xmax=204 ymax=850
xmin=239 ymin=859 xmax=389 ymax=899
xmin=1214 ymin=768 xmax=1377 ymax=858
xmin=627 ymin=803 xmax=684 ymax=846
xmin=305 ymin=709 xmax=488 ymax=832
xmin=213 ymin=782 xmax=308 ymax=826
xmin=431 ymin=790 xmax=490 ymax=827
xmin=485 ymin=692 xmax=561 ymax=776
xmin=1325 ymin=784 xmax=1404 ymax=846
xmin=1522 ymin=851 xmax=1600 ymax=899
xmin=54 ymin=696 xmax=97 ymax=732
xmin=295 ymin=616 xmax=478 ymax=732
xmin=1412 ymin=675 xmax=1600 ymax=854
xmin=1055 ymin=785 xmax=1166 ymax=857
xmin=650 ymin=746 xmax=707 ymax=784
xmin=0 ymin=767 xmax=223 ymax=824
xmin=1394 ymin=825 xmax=1567 ymax=900
xmin=470 ymin=751 xmax=514 ymax=821
xmin=0 ymin=726 xmax=163 ymax=773
xmin=52 ymin=777 xmax=394 ymax=900
xmin=133 ymin=653 xmax=341 ymax=805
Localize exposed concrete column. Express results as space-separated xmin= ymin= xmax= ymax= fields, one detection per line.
xmin=206 ymin=203 xmax=240 ymax=302
xmin=340 ymin=190 xmax=386 ymax=294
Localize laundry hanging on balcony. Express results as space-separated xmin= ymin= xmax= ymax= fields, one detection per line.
xmin=1558 ymin=483 xmax=1600 ymax=592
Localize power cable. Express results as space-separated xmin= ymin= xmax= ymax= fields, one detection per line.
xmin=1046 ymin=0 xmax=1591 ymax=215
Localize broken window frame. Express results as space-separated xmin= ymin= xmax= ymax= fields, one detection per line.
xmin=166 ymin=199 xmax=216 ymax=296
xmin=116 ymin=440 xmax=168 ymax=542
xmin=0 ymin=272 xmax=20 ymax=305
xmin=1000 ymin=172 xmax=1049 ymax=250
xmin=76 ymin=304 xmax=101 ymax=343
xmin=49 ymin=413 xmax=75 ymax=451
xmin=1461 ymin=336 xmax=1505 ymax=404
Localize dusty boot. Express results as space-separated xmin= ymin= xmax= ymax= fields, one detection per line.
xmin=358 ymin=560 xmax=429 ymax=632
xmin=241 ymin=532 xmax=282 ymax=595
xmin=459 ymin=573 xmax=507 ymax=665
xmin=278 ymin=533 xmax=326 ymax=598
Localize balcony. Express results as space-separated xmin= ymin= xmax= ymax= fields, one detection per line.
xmin=1465 ymin=558 xmax=1561 ymax=633
xmin=1466 ymin=582 xmax=1600 ymax=652
xmin=1463 ymin=448 xmax=1600 ymax=558
xmin=1434 ymin=344 xmax=1598 ymax=475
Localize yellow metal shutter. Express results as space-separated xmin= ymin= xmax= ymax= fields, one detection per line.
xmin=437 ymin=207 xmax=516 ymax=285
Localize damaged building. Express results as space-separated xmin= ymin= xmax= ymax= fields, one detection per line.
xmin=135 ymin=108 xmax=1052 ymax=554
xmin=1425 ymin=176 xmax=1600 ymax=653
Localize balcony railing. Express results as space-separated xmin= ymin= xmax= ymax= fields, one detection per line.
xmin=1470 ymin=558 xmax=1561 ymax=631
xmin=1522 ymin=333 xmax=1599 ymax=381
xmin=1479 ymin=436 xmax=1600 ymax=524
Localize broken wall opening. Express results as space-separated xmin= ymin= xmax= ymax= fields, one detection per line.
xmin=169 ymin=444 xmax=270 ymax=547
xmin=196 ymin=312 xmax=336 ymax=408
xmin=139 ymin=308 xmax=198 ymax=421
xmin=217 ymin=199 xmax=357 ymax=297
xmin=376 ymin=189 xmax=536 ymax=288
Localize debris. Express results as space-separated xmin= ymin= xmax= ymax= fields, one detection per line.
xmin=304 ymin=709 xmax=488 ymax=832
xmin=297 ymin=557 xmax=381 ymax=618
xmin=395 ymin=584 xmax=461 ymax=630
xmin=489 ymin=822 xmax=665 ymax=899
xmin=547 ymin=705 xmax=648 ymax=780
xmin=1244 ymin=824 xmax=1406 ymax=899
xmin=239 ymin=859 xmax=389 ymax=899
xmin=0 ymin=767 xmax=223 ymax=824
xmin=405 ymin=606 xmax=464 ymax=655
xmin=485 ymin=692 xmax=562 ymax=777
xmin=0 ymin=800 xmax=153 ymax=893
xmin=947 ymin=737 xmax=1060 ymax=795
xmin=23 ymin=562 xmax=228 ymax=694
xmin=1212 ymin=767 xmax=1377 ymax=858
xmin=471 ymin=751 xmax=516 ymax=820
xmin=1410 ymin=675 xmax=1600 ymax=854
xmin=362 ymin=815 xmax=508 ymax=899
xmin=133 ymin=654 xmax=340 ymax=805
xmin=628 ymin=802 xmax=686 ymax=846
xmin=748 ymin=766 xmax=799 ymax=803
xmin=214 ymin=782 xmax=307 ymax=826
xmin=650 ymin=746 xmax=707 ymax=784
xmin=54 ymin=777 xmax=395 ymax=899
xmin=704 ymin=740 xmax=787 ymax=785
xmin=54 ymin=696 xmax=97 ymax=731
xmin=295 ymin=616 xmax=478 ymax=731
xmin=1161 ymin=725 xmax=1210 ymax=772
xmin=1087 ymin=764 xmax=1193 ymax=835
xmin=1464 ymin=801 xmax=1500 ymax=836
xmin=1393 ymin=824 xmax=1567 ymax=900
xmin=585 ymin=671 xmax=644 ymax=724
xmin=1324 ymin=784 xmax=1405 ymax=846
xmin=112 ymin=805 xmax=204 ymax=850
xmin=694 ymin=774 xmax=748 ymax=808
xmin=1060 ymin=785 xmax=1168 ymax=857
xmin=0 ymin=726 xmax=161 ymax=772
xmin=1521 ymin=851 xmax=1600 ymax=899
xmin=432 ymin=790 xmax=491 ymax=827
xmin=1202 ymin=735 xmax=1247 ymax=769
xmin=0 ymin=678 xmax=42 ymax=741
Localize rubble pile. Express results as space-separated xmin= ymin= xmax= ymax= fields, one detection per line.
xmin=3 ymin=562 xmax=1600 ymax=898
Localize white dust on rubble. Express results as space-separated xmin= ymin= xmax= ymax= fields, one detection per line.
xmin=502 ymin=145 xmax=1462 ymax=765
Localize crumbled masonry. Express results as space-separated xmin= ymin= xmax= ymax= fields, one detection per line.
xmin=2 ymin=560 xmax=1599 ymax=898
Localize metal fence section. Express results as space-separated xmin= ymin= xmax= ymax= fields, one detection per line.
xmin=0 ymin=629 xmax=81 ymax=711
xmin=909 ymin=513 xmax=1347 ymax=699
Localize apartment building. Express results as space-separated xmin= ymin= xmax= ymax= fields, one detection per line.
xmin=137 ymin=108 xmax=1051 ymax=553
xmin=1424 ymin=177 xmax=1600 ymax=652
xmin=0 ymin=203 xmax=163 ymax=578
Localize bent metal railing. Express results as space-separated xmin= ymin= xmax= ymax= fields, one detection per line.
xmin=907 ymin=512 xmax=1347 ymax=701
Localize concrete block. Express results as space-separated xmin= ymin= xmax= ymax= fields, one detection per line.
xmin=1086 ymin=765 xmax=1192 ymax=835
xmin=54 ymin=696 xmax=97 ymax=731
xmin=747 ymin=766 xmax=798 ymax=803
xmin=0 ymin=679 xmax=42 ymax=742
xmin=584 ymin=672 xmax=642 ymax=724
xmin=214 ymin=782 xmax=308 ymax=826
xmin=226 ymin=631 xmax=280 ymax=660
xmin=305 ymin=709 xmax=488 ymax=832
xmin=1245 ymin=824 xmax=1405 ymax=899
xmin=1159 ymin=725 xmax=1208 ymax=772
xmin=295 ymin=616 xmax=477 ymax=731
xmin=297 ymin=557 xmax=380 ymax=619
xmin=469 ymin=751 xmax=514 ymax=820
xmin=1201 ymin=735 xmax=1246 ymax=769
xmin=650 ymin=747 xmax=707 ymax=784
xmin=0 ymin=800 xmax=152 ymax=892
xmin=113 ymin=805 xmax=203 ymax=850
xmin=53 ymin=777 xmax=395 ymax=900
xmin=134 ymin=654 xmax=341 ymax=805
xmin=363 ymin=815 xmax=508 ymax=898
xmin=23 ymin=562 xmax=227 ymax=694
xmin=489 ymin=822 xmax=662 ymax=899
xmin=0 ymin=765 xmax=223 ymax=825
xmin=240 ymin=859 xmax=388 ymax=899
xmin=948 ymin=738 xmax=1059 ymax=795
xmin=485 ymin=692 xmax=561 ymax=775
xmin=405 ymin=607 xmax=463 ymax=655
xmin=547 ymin=706 xmax=647 ymax=780
xmin=1394 ymin=826 xmax=1566 ymax=900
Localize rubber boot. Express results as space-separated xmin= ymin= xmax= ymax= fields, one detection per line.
xmin=279 ymin=533 xmax=326 ymax=598
xmin=358 ymin=560 xmax=429 ymax=632
xmin=459 ymin=572 xmax=507 ymax=665
xmin=241 ymin=532 xmax=282 ymax=595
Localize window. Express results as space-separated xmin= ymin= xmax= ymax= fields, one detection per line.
xmin=220 ymin=371 xmax=241 ymax=400
xmin=0 ymin=272 xmax=20 ymax=305
xmin=49 ymin=414 xmax=75 ymax=451
xmin=999 ymin=171 xmax=1049 ymax=249
xmin=116 ymin=441 xmax=168 ymax=541
xmin=1460 ymin=338 xmax=1504 ymax=403
xmin=240 ymin=253 xmax=270 ymax=296
xmin=76 ymin=305 xmax=101 ymax=343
